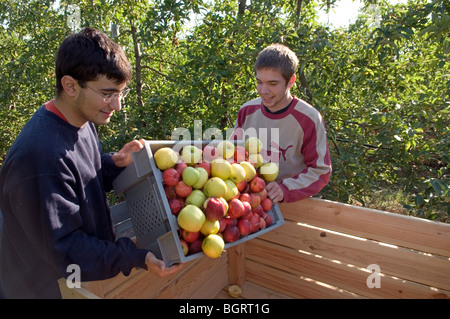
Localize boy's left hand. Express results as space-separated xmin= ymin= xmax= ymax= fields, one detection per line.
xmin=265 ymin=181 xmax=284 ymax=203
xmin=112 ymin=139 xmax=145 ymax=167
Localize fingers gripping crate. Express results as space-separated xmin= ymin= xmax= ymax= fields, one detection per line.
xmin=112 ymin=140 xmax=285 ymax=266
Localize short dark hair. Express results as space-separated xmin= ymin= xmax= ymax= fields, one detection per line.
xmin=55 ymin=27 xmax=132 ymax=94
xmin=254 ymin=44 xmax=299 ymax=84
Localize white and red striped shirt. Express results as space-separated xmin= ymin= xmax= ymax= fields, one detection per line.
xmin=231 ymin=96 xmax=332 ymax=202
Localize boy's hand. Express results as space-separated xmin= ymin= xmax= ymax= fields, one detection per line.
xmin=265 ymin=181 xmax=284 ymax=203
xmin=112 ymin=139 xmax=145 ymax=167
xmin=145 ymin=251 xmax=184 ymax=277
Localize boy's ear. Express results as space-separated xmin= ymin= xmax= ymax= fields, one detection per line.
xmin=287 ymin=74 xmax=296 ymax=88
xmin=60 ymin=75 xmax=79 ymax=97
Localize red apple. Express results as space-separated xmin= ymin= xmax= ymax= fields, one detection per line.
xmin=235 ymin=179 xmax=248 ymax=193
xmin=238 ymin=218 xmax=252 ymax=237
xmin=249 ymin=192 xmax=261 ymax=208
xmin=175 ymin=181 xmax=192 ymax=198
xmin=259 ymin=217 xmax=266 ymax=230
xmin=258 ymin=188 xmax=268 ymax=201
xmin=252 ymin=204 xmax=264 ymax=217
xmin=181 ymin=229 xmax=200 ymax=243
xmin=218 ymin=218 xmax=227 ymax=233
xmin=261 ymin=198 xmax=273 ymax=212
xmin=164 ymin=185 xmax=177 ymax=199
xmin=227 ymin=198 xmax=245 ymax=218
xmin=169 ymin=198 xmax=184 ymax=215
xmin=175 ymin=161 xmax=188 ymax=176
xmin=203 ymin=197 xmax=227 ymax=221
xmin=234 ymin=145 xmax=248 ymax=163
xmin=239 ymin=192 xmax=251 ymax=203
xmin=223 ymin=225 xmax=240 ymax=243
xmin=197 ymin=161 xmax=211 ymax=176
xmin=250 ymin=213 xmax=261 ymax=233
xmin=249 ymin=176 xmax=266 ymax=193
xmin=225 ymin=216 xmax=237 ymax=227
xmin=188 ymin=238 xmax=203 ymax=254
xmin=242 ymin=201 xmax=252 ymax=217
xmin=263 ymin=213 xmax=274 ymax=227
xmin=180 ymin=239 xmax=189 ymax=255
xmin=202 ymin=145 xmax=220 ymax=162
xmin=163 ymin=168 xmax=180 ymax=186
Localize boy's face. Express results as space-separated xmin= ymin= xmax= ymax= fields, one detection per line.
xmin=256 ymin=68 xmax=295 ymax=112
xmin=71 ymin=75 xmax=127 ymax=127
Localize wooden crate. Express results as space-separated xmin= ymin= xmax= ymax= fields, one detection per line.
xmin=59 ymin=198 xmax=450 ymax=299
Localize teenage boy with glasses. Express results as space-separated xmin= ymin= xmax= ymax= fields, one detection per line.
xmin=0 ymin=27 xmax=182 ymax=299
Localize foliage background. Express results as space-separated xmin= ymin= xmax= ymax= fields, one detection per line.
xmin=0 ymin=0 xmax=448 ymax=221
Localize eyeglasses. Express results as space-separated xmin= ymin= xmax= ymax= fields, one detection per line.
xmin=85 ymin=84 xmax=130 ymax=103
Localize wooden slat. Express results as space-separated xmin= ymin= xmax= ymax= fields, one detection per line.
xmin=259 ymin=220 xmax=450 ymax=291
xmin=215 ymin=282 xmax=293 ymax=299
xmin=279 ymin=198 xmax=450 ymax=257
xmin=247 ymin=239 xmax=450 ymax=299
xmin=227 ymin=244 xmax=246 ymax=286
xmin=156 ymin=254 xmax=228 ymax=298
xmin=58 ymin=278 xmax=101 ymax=299
xmin=104 ymin=258 xmax=200 ymax=299
xmin=245 ymin=259 xmax=363 ymax=299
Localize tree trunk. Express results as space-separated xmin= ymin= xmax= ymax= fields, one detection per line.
xmin=131 ymin=24 xmax=144 ymax=110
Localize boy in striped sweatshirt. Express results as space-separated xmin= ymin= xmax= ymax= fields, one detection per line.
xmin=231 ymin=44 xmax=332 ymax=203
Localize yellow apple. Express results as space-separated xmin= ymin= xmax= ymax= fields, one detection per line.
xmin=245 ymin=137 xmax=263 ymax=154
xmin=210 ymin=158 xmax=232 ymax=180
xmin=177 ymin=205 xmax=206 ymax=232
xmin=259 ymin=162 xmax=279 ymax=182
xmin=248 ymin=153 xmax=264 ymax=169
xmin=180 ymin=145 xmax=202 ymax=166
xmin=203 ymin=177 xmax=228 ymax=198
xmin=223 ymin=179 xmax=239 ymax=201
xmin=229 ymin=163 xmax=245 ymax=184
xmin=200 ymin=219 xmax=220 ymax=236
xmin=217 ymin=140 xmax=235 ymax=159
xmin=240 ymin=161 xmax=256 ymax=182
xmin=154 ymin=147 xmax=178 ymax=170
xmin=202 ymin=234 xmax=225 ymax=258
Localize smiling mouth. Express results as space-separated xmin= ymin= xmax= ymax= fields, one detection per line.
xmin=101 ymin=110 xmax=114 ymax=117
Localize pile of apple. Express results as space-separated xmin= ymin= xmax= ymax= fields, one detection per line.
xmin=153 ymin=138 xmax=279 ymax=259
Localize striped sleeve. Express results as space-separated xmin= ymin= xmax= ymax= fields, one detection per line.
xmin=280 ymin=108 xmax=332 ymax=202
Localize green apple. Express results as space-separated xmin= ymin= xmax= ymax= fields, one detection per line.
xmin=229 ymin=163 xmax=245 ymax=184
xmin=182 ymin=166 xmax=200 ymax=186
xmin=185 ymin=189 xmax=207 ymax=207
xmin=202 ymin=234 xmax=225 ymax=258
xmin=248 ymin=153 xmax=264 ymax=168
xmin=259 ymin=162 xmax=279 ymax=182
xmin=177 ymin=204 xmax=206 ymax=232
xmin=154 ymin=147 xmax=178 ymax=170
xmin=192 ymin=167 xmax=208 ymax=189
xmin=210 ymin=158 xmax=232 ymax=180
xmin=203 ymin=177 xmax=227 ymax=198
xmin=200 ymin=219 xmax=220 ymax=236
xmin=223 ymin=179 xmax=239 ymax=201
xmin=180 ymin=145 xmax=202 ymax=166
xmin=217 ymin=140 xmax=235 ymax=159
xmin=240 ymin=161 xmax=256 ymax=182
xmin=245 ymin=137 xmax=263 ymax=154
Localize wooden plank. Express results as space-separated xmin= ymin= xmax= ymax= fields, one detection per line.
xmin=104 ymin=258 xmax=200 ymax=299
xmin=245 ymin=260 xmax=363 ymax=299
xmin=58 ymin=278 xmax=101 ymax=299
xmin=260 ymin=220 xmax=450 ymax=291
xmin=279 ymin=198 xmax=450 ymax=257
xmin=227 ymin=243 xmax=246 ymax=286
xmin=215 ymin=282 xmax=293 ymax=299
xmin=247 ymin=239 xmax=450 ymax=299
xmin=156 ymin=253 xmax=228 ymax=298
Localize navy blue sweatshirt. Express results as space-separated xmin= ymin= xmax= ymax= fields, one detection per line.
xmin=0 ymin=104 xmax=148 ymax=298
